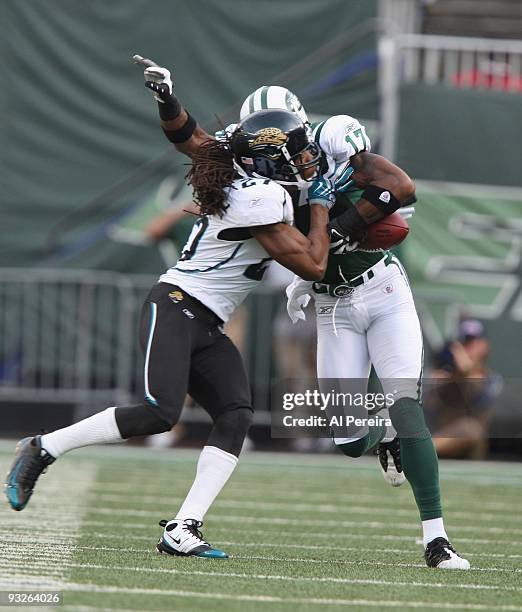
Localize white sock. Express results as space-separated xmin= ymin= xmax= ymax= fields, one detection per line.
xmin=422 ymin=517 xmax=449 ymax=547
xmin=175 ymin=445 xmax=238 ymax=523
xmin=40 ymin=407 xmax=122 ymax=458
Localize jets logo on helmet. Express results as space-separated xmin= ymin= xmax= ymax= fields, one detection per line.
xmin=240 ymin=86 xmax=309 ymax=127
xmin=230 ymin=109 xmax=320 ymax=189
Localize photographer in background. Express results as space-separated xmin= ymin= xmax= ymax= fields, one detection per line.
xmin=426 ymin=319 xmax=502 ymax=459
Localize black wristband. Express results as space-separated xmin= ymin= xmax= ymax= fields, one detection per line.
xmin=162 ymin=113 xmax=197 ymax=144
xmin=361 ymin=185 xmax=401 ymax=215
xmin=157 ymin=94 xmax=182 ymax=122
xmin=327 ymin=205 xmax=367 ymax=238
xmin=402 ymin=194 xmax=417 ymax=206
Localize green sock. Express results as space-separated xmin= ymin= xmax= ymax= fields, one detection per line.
xmin=390 ymin=397 xmax=442 ymax=520
xmin=337 ymin=421 xmax=386 ymax=458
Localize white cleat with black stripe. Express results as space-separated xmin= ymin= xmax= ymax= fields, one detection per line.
xmin=156 ymin=518 xmax=228 ymax=559
xmin=425 ymin=537 xmax=470 ymax=570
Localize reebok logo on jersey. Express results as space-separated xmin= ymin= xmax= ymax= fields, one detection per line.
xmin=182 ymin=308 xmax=195 ymax=319
xmin=249 ymin=197 xmax=263 ymax=207
xmin=318 ymin=306 xmax=333 ymax=315
xmin=379 ymin=191 xmax=391 ymax=203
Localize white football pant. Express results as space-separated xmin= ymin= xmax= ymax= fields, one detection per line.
xmin=314 ymin=256 xmax=423 ymax=444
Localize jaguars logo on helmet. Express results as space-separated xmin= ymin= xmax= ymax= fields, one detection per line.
xmin=252 ymin=128 xmax=288 ymax=148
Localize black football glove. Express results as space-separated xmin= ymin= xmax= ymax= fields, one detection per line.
xmin=329 ymin=228 xmax=361 ymax=254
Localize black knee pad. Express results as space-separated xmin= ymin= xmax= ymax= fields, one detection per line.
xmin=206 ymin=406 xmax=254 ymax=457
xmin=115 ymin=403 xmax=174 ymax=439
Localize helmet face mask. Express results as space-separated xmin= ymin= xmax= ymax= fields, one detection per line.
xmin=230 ymin=109 xmax=321 ymax=189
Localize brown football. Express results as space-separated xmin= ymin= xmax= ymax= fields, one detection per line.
xmin=358 ymin=212 xmax=409 ymax=251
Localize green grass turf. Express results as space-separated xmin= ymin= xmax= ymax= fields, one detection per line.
xmin=1 ymin=442 xmax=521 ymax=611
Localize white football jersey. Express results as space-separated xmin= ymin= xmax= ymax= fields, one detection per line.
xmin=160 ymin=177 xmax=294 ymax=322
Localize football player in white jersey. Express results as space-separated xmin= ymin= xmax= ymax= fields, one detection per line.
xmin=242 ymin=85 xmax=470 ymax=569
xmin=5 ymin=86 xmax=335 ymax=558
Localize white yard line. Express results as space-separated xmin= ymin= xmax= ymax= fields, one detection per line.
xmin=61 ymin=608 xmax=150 ymax=612
xmin=2 ymin=539 xmax=521 ymax=565
xmin=0 ymin=521 xmax=522 ymax=559
xmin=65 ymin=508 xmax=522 ymax=537
xmin=5 ymin=516 xmax=517 ymax=548
xmin=232 ymin=555 xmax=521 ymax=574
xmin=85 ymin=482 xmax=522 ymax=512
xmin=0 ymin=575 xmax=66 ymax=590
xmin=0 ymin=555 xmax=518 ymax=578
xmin=0 ymin=461 xmax=96 ymax=589
xmin=84 ymin=492 xmax=522 ymax=524
xmin=0 ymin=578 xmax=520 ymax=611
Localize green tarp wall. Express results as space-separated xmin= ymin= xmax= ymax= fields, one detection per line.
xmin=397 ymin=83 xmax=522 ymax=186
xmin=397 ymin=84 xmax=522 ymax=376
xmin=1 ymin=0 xmax=378 ymax=269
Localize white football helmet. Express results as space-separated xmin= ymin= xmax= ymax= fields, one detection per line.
xmin=240 ymin=86 xmax=309 ymax=127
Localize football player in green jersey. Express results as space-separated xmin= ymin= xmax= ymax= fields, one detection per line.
xmin=241 ymin=85 xmax=470 ymax=570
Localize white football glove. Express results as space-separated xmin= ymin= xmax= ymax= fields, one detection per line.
xmin=398 ymin=206 xmax=415 ymax=220
xmin=133 ymin=54 xmax=173 ymax=103
xmin=286 ymin=276 xmax=313 ymax=323
xmin=143 ymin=66 xmax=173 ymax=103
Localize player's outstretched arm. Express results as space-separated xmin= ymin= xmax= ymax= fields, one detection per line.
xmin=328 ymin=151 xmax=415 ymax=240
xmin=133 ymin=54 xmax=213 ymax=157
xmin=251 ymin=205 xmax=330 ymax=281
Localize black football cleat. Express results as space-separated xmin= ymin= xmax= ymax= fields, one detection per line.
xmin=4 ymin=435 xmax=55 ymax=511
xmin=425 ymin=537 xmax=470 ymax=569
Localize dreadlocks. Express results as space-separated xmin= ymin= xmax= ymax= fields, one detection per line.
xmin=187 ymin=138 xmax=236 ymax=217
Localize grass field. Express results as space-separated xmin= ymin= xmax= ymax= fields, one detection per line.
xmin=1 ymin=441 xmax=521 ymax=612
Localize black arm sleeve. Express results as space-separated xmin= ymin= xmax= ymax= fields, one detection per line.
xmin=327 ymin=205 xmax=368 ymax=239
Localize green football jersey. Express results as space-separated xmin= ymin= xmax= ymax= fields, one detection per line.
xmin=293 ymin=189 xmax=387 ymax=283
